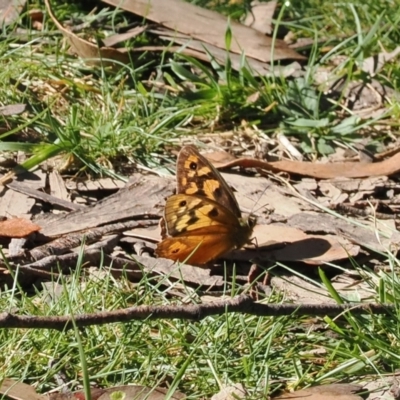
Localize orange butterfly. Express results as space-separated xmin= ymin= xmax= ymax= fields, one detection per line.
xmin=155 ymin=146 xmax=255 ymax=264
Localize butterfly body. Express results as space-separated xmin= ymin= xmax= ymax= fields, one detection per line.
xmin=155 ymin=146 xmax=255 ymax=264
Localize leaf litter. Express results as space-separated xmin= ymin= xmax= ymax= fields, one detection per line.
xmin=1 ymin=21 xmax=399 ymax=288
xmin=1 ymin=141 xmax=398 ymax=306
xmin=2 ymin=0 xmax=400 ymax=398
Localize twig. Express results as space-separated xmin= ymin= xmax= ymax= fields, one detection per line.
xmin=28 ymin=220 xmax=153 ymax=261
xmin=332 ymin=203 xmax=397 ymax=220
xmin=7 ymin=181 xmax=85 ymax=211
xmin=0 ymin=294 xmax=395 ymax=331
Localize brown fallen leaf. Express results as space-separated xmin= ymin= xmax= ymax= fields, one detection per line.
xmin=273 ymin=383 xmax=363 ymax=399
xmin=102 ymin=25 xmax=148 ymax=47
xmin=0 ymin=217 xmax=41 ymax=238
xmin=102 ymin=0 xmax=305 ymax=63
xmin=0 ymin=103 xmax=26 ymax=116
xmin=210 ymin=148 xmax=400 ymax=179
xmin=0 ymin=0 xmax=26 ymax=27
xmin=44 ymin=0 xmax=130 ymax=66
xmin=241 ymin=224 xmax=359 ymax=265
xmin=243 ymin=0 xmax=277 ymax=35
xmin=0 ymin=378 xmax=46 ymax=400
xmin=152 ymin=28 xmax=299 ymax=75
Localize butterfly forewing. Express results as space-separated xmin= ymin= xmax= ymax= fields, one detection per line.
xmin=163 ymin=194 xmax=243 ymax=236
xmin=176 ymin=146 xmax=242 ymax=218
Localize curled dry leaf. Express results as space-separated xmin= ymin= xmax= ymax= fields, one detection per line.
xmin=0 ymin=217 xmax=41 ymax=238
xmin=209 ymin=148 xmax=400 ymax=179
xmin=44 ymin=0 xmax=130 ymax=66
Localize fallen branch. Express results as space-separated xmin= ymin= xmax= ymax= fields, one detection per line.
xmin=0 ymin=294 xmax=394 ymax=331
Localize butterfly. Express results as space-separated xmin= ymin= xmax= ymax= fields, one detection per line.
xmin=155 ymin=145 xmax=256 ymax=264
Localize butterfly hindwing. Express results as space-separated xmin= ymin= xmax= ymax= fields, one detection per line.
xmin=155 ymin=229 xmax=237 ymax=264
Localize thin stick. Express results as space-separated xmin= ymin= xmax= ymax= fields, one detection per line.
xmin=0 ymin=294 xmax=394 ymax=331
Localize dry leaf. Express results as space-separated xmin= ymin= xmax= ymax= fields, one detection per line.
xmin=28 ymin=8 xmax=44 ymax=30
xmin=0 ymin=378 xmax=46 ymax=400
xmin=243 ymin=0 xmax=277 ymax=35
xmin=247 ymin=224 xmax=359 ymax=264
xmin=0 ymin=103 xmax=26 ymax=115
xmin=102 ymin=25 xmax=148 ymax=47
xmin=273 ymin=383 xmax=363 ymax=399
xmin=151 ymin=28 xmax=302 ymax=76
xmin=102 ymin=0 xmax=304 ymax=63
xmin=0 ymin=0 xmax=26 ymax=26
xmin=359 ymin=46 xmax=400 ymax=76
xmin=212 ymin=148 xmax=400 ymax=179
xmin=44 ymin=0 xmax=130 ymax=66
xmin=0 ymin=217 xmax=41 ymax=238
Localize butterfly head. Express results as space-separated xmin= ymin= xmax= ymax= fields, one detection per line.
xmin=247 ymin=214 xmax=257 ymax=229
xmin=235 ymin=214 xmax=256 ymax=250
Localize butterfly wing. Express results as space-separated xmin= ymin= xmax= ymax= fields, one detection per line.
xmin=155 ymin=194 xmax=252 ymax=264
xmin=155 ymin=229 xmax=237 ymax=264
xmin=162 ymin=194 xmax=243 ymax=235
xmin=176 ymin=146 xmax=242 ymax=218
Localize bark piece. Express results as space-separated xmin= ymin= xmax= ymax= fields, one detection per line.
xmin=36 ymin=174 xmax=169 ymax=238
xmin=48 ymin=170 xmax=69 ymax=201
xmin=0 ymin=187 xmax=35 ymax=217
xmin=7 ymin=180 xmax=84 ymax=211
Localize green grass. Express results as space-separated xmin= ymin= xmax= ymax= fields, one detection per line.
xmin=2 ymin=259 xmax=400 ymax=398
xmin=1 ymin=0 xmax=400 ymax=398
xmin=2 ymin=0 xmax=399 ymax=173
